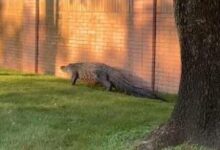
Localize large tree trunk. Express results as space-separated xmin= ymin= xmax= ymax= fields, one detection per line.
xmin=137 ymin=0 xmax=220 ymax=149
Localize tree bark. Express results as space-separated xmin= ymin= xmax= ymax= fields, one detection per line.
xmin=137 ymin=0 xmax=220 ymax=149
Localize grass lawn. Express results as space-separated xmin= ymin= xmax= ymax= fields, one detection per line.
xmin=0 ymin=69 xmax=206 ymax=150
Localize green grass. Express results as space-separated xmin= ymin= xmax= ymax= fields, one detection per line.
xmin=0 ymin=69 xmax=206 ymax=150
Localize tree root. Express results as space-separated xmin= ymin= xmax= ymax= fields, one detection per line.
xmin=135 ymin=122 xmax=186 ymax=150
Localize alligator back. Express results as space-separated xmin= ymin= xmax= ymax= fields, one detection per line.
xmin=105 ymin=68 xmax=156 ymax=98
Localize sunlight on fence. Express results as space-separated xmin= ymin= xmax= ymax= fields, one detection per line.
xmin=0 ymin=0 xmax=181 ymax=93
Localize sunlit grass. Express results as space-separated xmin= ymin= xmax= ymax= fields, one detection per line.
xmin=0 ymin=69 xmax=204 ymax=150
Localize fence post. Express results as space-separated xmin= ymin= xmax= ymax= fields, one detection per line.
xmin=35 ymin=0 xmax=40 ymax=74
xmin=152 ymin=0 xmax=157 ymax=92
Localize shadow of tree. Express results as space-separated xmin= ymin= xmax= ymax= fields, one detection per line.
xmin=39 ymin=0 xmax=59 ymax=74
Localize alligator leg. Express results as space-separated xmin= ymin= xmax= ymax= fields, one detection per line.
xmin=71 ymin=71 xmax=79 ymax=85
xmin=97 ymin=74 xmax=112 ymax=91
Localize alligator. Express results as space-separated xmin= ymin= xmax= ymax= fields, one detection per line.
xmin=60 ymin=62 xmax=165 ymax=101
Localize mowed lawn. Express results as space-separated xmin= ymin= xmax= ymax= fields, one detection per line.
xmin=0 ymin=69 xmax=203 ymax=150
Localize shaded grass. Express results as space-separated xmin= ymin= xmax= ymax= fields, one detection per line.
xmin=0 ymin=69 xmax=205 ymax=150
